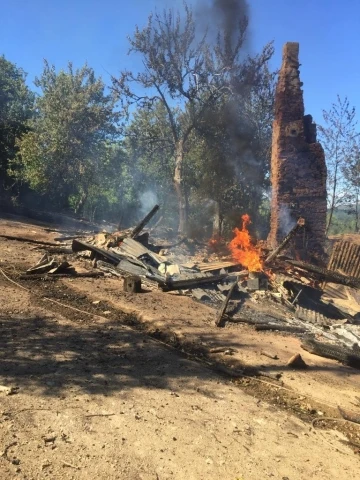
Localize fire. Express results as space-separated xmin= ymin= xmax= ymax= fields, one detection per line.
xmin=228 ymin=214 xmax=263 ymax=272
xmin=208 ymin=234 xmax=222 ymax=250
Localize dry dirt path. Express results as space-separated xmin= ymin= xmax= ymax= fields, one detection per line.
xmin=0 ymin=217 xmax=359 ymax=479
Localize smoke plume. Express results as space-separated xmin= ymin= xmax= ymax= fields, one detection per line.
xmin=212 ymin=0 xmax=249 ymax=43
xmin=195 ymin=0 xmax=249 ymax=49
xmin=139 ymin=190 xmax=159 ymax=217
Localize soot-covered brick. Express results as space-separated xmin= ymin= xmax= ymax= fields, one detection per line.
xmin=268 ymin=42 xmax=327 ymax=262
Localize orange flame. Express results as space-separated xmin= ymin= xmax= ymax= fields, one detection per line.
xmin=208 ymin=234 xmax=221 ymax=250
xmin=228 ymin=214 xmax=262 ymax=272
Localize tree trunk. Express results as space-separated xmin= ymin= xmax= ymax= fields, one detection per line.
xmin=74 ymin=191 xmax=88 ymax=215
xmin=326 ymin=160 xmax=338 ymax=236
xmin=212 ymin=201 xmax=224 ymax=237
xmin=174 ymin=139 xmax=188 ymax=234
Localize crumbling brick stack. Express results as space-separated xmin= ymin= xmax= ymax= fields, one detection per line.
xmin=268 ymin=42 xmax=327 ymax=261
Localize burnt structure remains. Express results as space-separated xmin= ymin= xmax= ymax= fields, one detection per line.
xmin=268 ymin=42 xmax=327 ymax=261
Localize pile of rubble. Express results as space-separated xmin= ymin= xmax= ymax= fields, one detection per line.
xmin=21 ymin=204 xmax=360 ymax=370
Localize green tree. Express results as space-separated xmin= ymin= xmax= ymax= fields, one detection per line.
xmin=12 ymin=61 xmax=119 ymax=214
xmin=0 ymin=55 xmax=34 ymax=194
xmin=124 ymin=101 xmax=178 ymax=224
xmin=112 ymin=3 xmax=273 ymax=234
xmin=318 ymin=96 xmax=359 ymax=235
xmin=342 ymin=139 xmax=360 ymax=231
xmin=186 ymin=62 xmax=276 ymax=237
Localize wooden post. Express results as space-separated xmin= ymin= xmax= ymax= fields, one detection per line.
xmin=123 ymin=276 xmax=142 ymax=293
xmin=265 ymin=217 xmax=305 ymax=264
xmin=131 ymin=205 xmax=160 ymax=238
xmin=215 ymin=281 xmax=238 ymax=327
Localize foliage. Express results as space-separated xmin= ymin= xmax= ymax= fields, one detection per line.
xmin=326 ymin=208 xmax=358 ymax=235
xmin=113 ymin=2 xmax=274 ymax=233
xmin=0 ymin=55 xmax=34 ymax=193
xmin=341 ymin=138 xmax=360 ymax=231
xmin=178 ymin=62 xmax=275 ymax=238
xmin=11 ymin=61 xmax=120 ymax=215
xmin=318 ymin=96 xmax=359 ymax=235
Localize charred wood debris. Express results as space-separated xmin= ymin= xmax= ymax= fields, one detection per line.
xmin=22 ymin=205 xmax=360 ymax=369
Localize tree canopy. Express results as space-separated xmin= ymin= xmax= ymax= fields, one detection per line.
xmin=112 ymin=2 xmax=274 ymax=233
xmin=12 ymin=61 xmax=121 ymax=215
xmin=0 ymin=55 xmax=34 ymax=194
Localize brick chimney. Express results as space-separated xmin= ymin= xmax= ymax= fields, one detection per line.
xmin=268 ymin=42 xmax=327 ymax=261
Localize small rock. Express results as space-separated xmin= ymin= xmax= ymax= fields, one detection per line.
xmin=286 ymin=353 xmax=308 ymax=369
xmin=43 ymin=435 xmax=56 ymax=444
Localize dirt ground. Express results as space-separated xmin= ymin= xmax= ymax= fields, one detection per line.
xmin=1 ymin=216 xmax=360 ymax=480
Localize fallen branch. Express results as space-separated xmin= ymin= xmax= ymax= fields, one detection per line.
xmin=62 ymin=461 xmax=80 ymax=470
xmin=0 ymin=235 xmax=65 ymax=247
xmin=209 ymin=347 xmax=238 ymax=354
xmin=54 ymin=235 xmax=84 ymax=241
xmin=312 ymin=416 xmax=360 ymax=428
xmin=301 ymin=336 xmax=360 ymax=369
xmin=337 ymin=406 xmax=360 ymax=425
xmin=31 ymin=246 xmax=74 ymax=254
xmin=261 ymin=351 xmax=279 ymax=360
xmin=254 ymin=324 xmax=307 ymax=333
xmin=0 ymin=441 xmax=17 ymax=461
xmin=19 ymin=272 xmax=104 ymax=280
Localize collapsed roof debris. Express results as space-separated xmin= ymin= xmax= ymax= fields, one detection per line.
xmin=20 ymin=203 xmax=360 ymax=370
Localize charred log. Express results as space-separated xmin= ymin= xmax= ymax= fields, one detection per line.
xmin=130 ymin=205 xmax=160 ymax=239
xmin=20 ymin=272 xmax=104 ymax=280
xmin=301 ymin=337 xmax=360 ymax=369
xmin=254 ymin=324 xmax=306 ymax=333
xmin=265 ymin=217 xmax=305 ymax=264
xmin=0 ymin=235 xmax=65 ymax=247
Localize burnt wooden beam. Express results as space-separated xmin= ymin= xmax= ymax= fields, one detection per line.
xmin=285 ymin=259 xmax=360 ymax=289
xmin=72 ymin=239 xmax=122 ymax=265
xmin=54 ymin=235 xmax=85 ymax=241
xmin=163 ymin=273 xmax=228 ymax=291
xmin=215 ymin=281 xmax=238 ymax=327
xmin=254 ymin=324 xmax=307 ymax=333
xmin=32 ymin=246 xmax=74 ymax=254
xmin=0 ymin=235 xmax=66 ymax=247
xmin=19 ymin=272 xmax=104 ymax=280
xmin=301 ymin=336 xmax=360 ymax=369
xmin=265 ymin=217 xmax=305 ymax=264
xmin=130 ymin=205 xmax=160 ymax=238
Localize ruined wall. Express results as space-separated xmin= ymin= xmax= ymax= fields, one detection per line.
xmin=268 ymin=42 xmax=327 ymax=261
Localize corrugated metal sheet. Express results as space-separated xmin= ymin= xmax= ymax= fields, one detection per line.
xmin=328 ymin=241 xmax=360 ymax=278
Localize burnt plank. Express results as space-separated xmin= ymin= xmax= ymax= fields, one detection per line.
xmin=72 ymin=239 xmax=122 ymax=265
xmin=215 ymin=281 xmax=238 ymax=327
xmin=131 ymin=205 xmax=160 ymax=238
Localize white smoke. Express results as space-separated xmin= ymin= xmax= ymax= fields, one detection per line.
xmin=278 ymin=203 xmax=296 ymax=235
xmin=139 ymin=190 xmax=158 ymax=216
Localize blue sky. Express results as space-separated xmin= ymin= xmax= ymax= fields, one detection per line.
xmin=1 ymin=0 xmax=359 ymax=125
